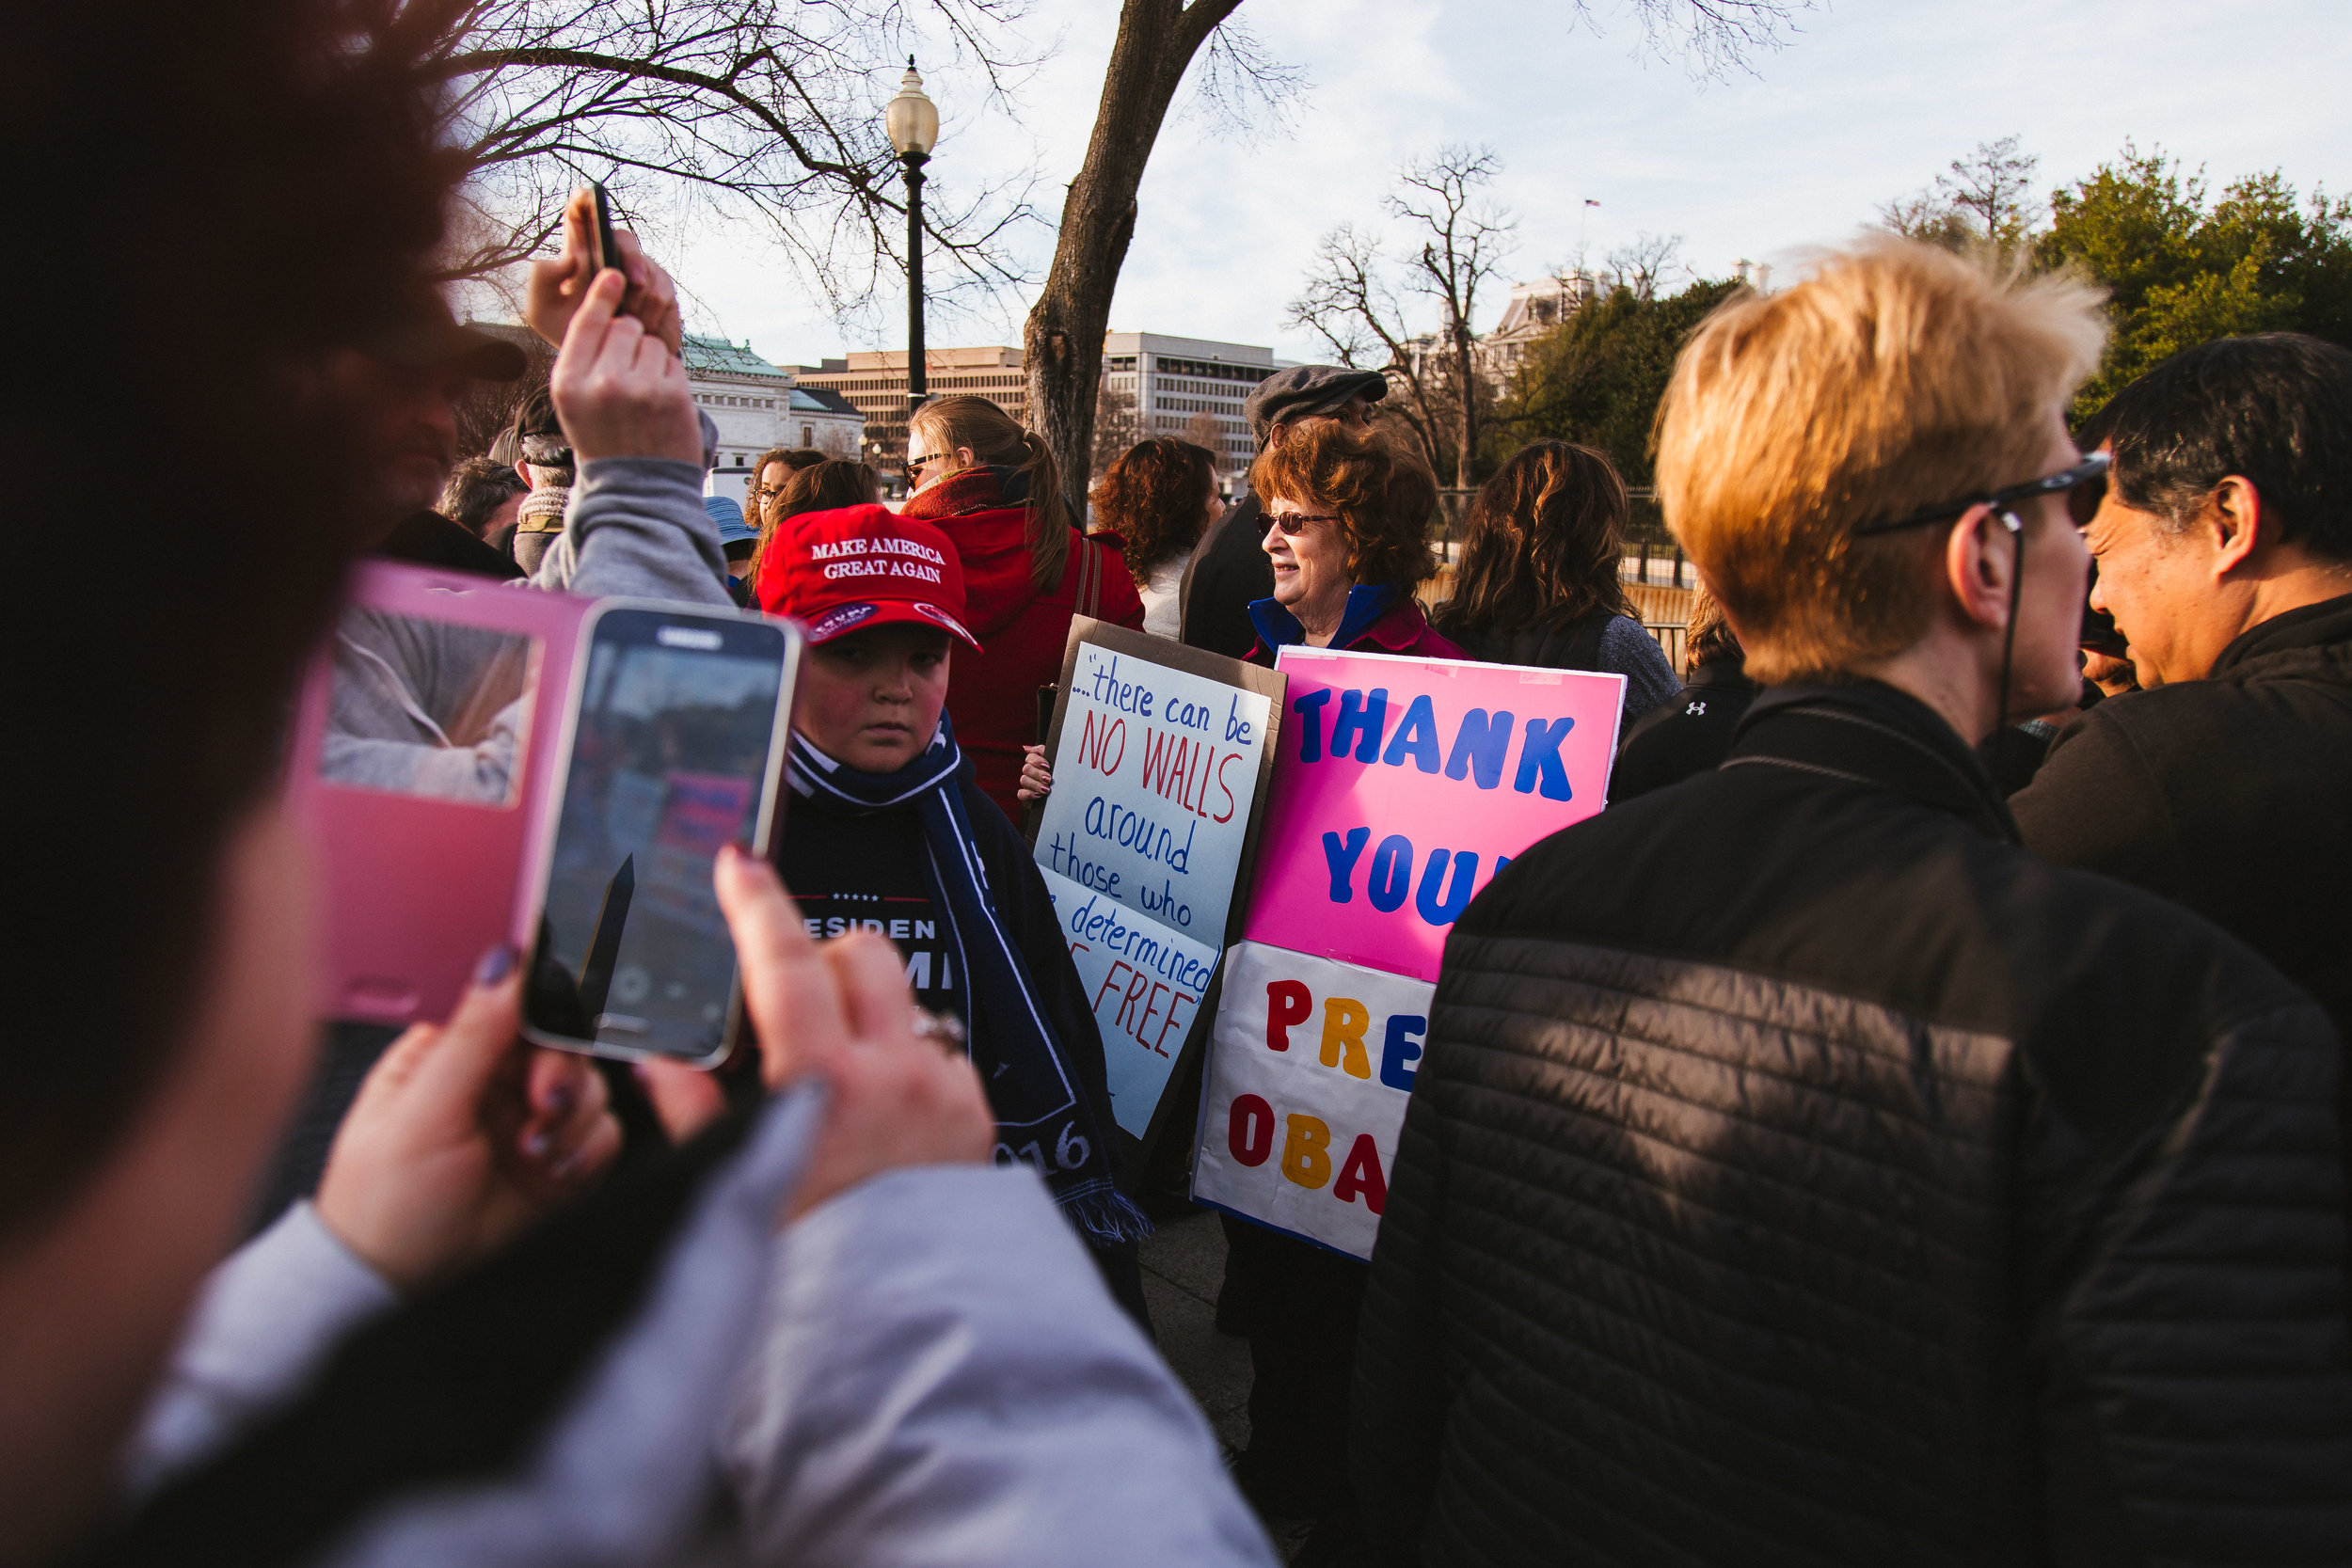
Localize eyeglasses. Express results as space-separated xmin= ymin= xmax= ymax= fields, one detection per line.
xmin=1264 ymin=511 xmax=1340 ymax=535
xmin=905 ymin=450 xmax=946 ymax=476
xmin=1852 ymin=451 xmax=2112 ymax=538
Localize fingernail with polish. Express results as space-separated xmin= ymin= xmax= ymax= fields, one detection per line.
xmin=541 ymin=1080 xmax=575 ymax=1120
xmin=473 ymin=944 xmax=519 ymax=987
xmin=523 ymin=1127 xmax=552 ymax=1160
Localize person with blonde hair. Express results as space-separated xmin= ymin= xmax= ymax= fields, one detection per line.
xmin=900 ymin=395 xmax=1142 ymax=819
xmin=1353 ymin=239 xmax=2352 ymax=1565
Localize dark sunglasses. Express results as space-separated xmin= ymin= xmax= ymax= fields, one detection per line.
xmin=1852 ymin=451 xmax=2112 ymax=538
xmin=905 ymin=450 xmax=946 ymax=476
xmin=1264 ymin=510 xmax=1340 ymax=535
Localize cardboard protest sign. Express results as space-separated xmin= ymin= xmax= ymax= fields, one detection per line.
xmin=1033 ymin=619 xmax=1283 ymax=1142
xmin=1243 ymin=646 xmax=1627 ymax=983
xmin=1191 ymin=941 xmax=1435 ymax=1261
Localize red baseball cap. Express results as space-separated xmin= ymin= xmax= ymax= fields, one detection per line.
xmin=756 ymin=504 xmax=981 ymax=649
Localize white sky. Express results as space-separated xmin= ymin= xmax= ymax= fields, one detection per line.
xmin=653 ymin=0 xmax=2352 ymax=371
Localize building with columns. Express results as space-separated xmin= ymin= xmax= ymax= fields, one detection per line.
xmin=681 ymin=333 xmax=864 ymax=507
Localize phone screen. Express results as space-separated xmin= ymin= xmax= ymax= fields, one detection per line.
xmin=526 ymin=608 xmax=792 ymax=1061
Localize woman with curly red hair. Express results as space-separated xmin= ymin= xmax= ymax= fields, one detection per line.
xmin=1090 ymin=437 xmax=1222 ymax=638
xmin=1241 ymin=419 xmax=1464 ymax=665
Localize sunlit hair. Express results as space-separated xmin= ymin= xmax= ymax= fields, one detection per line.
xmin=748 ymin=458 xmax=878 ymax=589
xmin=1435 ymin=440 xmax=1633 ymax=642
xmin=909 ymin=395 xmax=1073 ymax=592
xmin=1248 ymin=420 xmax=1438 ymax=594
xmin=1682 ymin=586 xmax=1740 ymax=676
xmin=1654 ymin=237 xmax=2106 ymax=683
xmin=1091 ymin=438 xmax=1216 ymax=576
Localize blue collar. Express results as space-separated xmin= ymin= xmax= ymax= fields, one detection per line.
xmin=1248 ymin=582 xmax=1400 ymax=653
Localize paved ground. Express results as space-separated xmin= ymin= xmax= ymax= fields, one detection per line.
xmin=1137 ymin=1207 xmax=1251 ymax=1452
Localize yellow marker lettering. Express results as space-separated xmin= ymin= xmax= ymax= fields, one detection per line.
xmin=1320 ymin=997 xmax=1372 ymax=1079
xmin=1281 ymin=1114 xmax=1333 ymax=1189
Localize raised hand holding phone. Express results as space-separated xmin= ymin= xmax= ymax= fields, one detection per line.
xmin=549 ymin=268 xmax=699 ymax=465
xmin=526 ymin=184 xmax=682 ymax=357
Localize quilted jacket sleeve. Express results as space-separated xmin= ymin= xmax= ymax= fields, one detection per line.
xmin=1351 ymin=1056 xmax=1456 ymax=1564
xmin=2022 ymin=995 xmax=2352 ymax=1563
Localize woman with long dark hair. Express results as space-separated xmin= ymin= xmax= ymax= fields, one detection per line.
xmin=1433 ymin=439 xmax=1679 ymax=720
xmin=1090 ymin=437 xmax=1222 ymax=638
xmin=901 ymin=395 xmax=1143 ymax=819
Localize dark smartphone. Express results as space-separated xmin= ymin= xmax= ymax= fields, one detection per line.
xmin=590 ymin=182 xmax=622 ymax=281
xmin=522 ymin=602 xmax=801 ymax=1066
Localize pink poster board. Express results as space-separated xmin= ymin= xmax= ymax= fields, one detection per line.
xmin=1239 ymin=646 xmax=1626 ymax=983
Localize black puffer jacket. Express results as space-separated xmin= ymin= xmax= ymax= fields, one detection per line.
xmin=1353 ymin=679 xmax=2352 ymax=1567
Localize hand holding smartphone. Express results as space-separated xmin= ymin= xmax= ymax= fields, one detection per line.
xmin=524 ymin=183 xmax=682 ymax=357
xmin=523 ymin=603 xmax=802 ymax=1066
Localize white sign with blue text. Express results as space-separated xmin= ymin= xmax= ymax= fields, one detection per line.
xmin=1034 ymin=638 xmax=1275 ymax=1137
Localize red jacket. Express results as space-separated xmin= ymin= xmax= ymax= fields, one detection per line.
xmin=902 ymin=468 xmax=1145 ymax=821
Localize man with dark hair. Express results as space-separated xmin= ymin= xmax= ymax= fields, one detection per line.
xmin=2013 ymin=332 xmax=2352 ymax=1040
xmin=1179 ymin=366 xmax=1386 ymax=659
xmin=438 ymin=454 xmax=529 ymax=541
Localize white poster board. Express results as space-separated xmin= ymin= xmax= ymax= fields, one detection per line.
xmin=1035 ymin=634 xmax=1276 ymax=1139
xmin=1190 ymin=940 xmax=1435 ymax=1261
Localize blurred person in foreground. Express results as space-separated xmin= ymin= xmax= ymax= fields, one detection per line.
xmin=1181 ymin=366 xmax=1387 ymax=659
xmin=900 ymin=395 xmax=1143 ymax=821
xmin=0 ymin=8 xmax=1273 ymax=1564
xmin=1608 ymin=586 xmax=1756 ymax=801
xmin=1094 ymin=436 xmax=1223 ymax=638
xmin=1432 ymin=439 xmax=1679 ymax=718
xmin=2011 ymin=333 xmax=2352 ymax=1045
xmin=438 ymin=456 xmax=528 ymax=544
xmin=1352 ymin=239 xmax=2352 ymax=1566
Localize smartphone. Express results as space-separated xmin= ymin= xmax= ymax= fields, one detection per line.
xmin=522 ymin=601 xmax=800 ymax=1066
xmin=590 ymin=182 xmax=622 ymax=280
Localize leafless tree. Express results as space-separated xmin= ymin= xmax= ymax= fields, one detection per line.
xmin=1938 ymin=135 xmax=2041 ymax=243
xmin=1604 ymin=231 xmax=1685 ymax=301
xmin=1018 ymin=0 xmax=1804 ymax=522
xmin=1021 ymin=1 xmax=1299 ymax=522
xmin=1285 ymin=149 xmax=1512 ymax=487
xmin=1183 ymin=410 xmax=1224 ymax=470
xmin=1092 ymin=378 xmax=1143 ymax=477
xmin=399 ymin=0 xmax=1041 ymax=312
xmin=1880 ymin=136 xmax=2042 ymax=252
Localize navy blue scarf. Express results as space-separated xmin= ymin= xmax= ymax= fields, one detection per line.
xmin=787 ymin=715 xmax=1148 ymax=1246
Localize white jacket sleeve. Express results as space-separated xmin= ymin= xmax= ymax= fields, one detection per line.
xmin=721 ymin=1164 xmax=1278 ymax=1568
xmin=121 ymin=1202 xmax=398 ymax=1501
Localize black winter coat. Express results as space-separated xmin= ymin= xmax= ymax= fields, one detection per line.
xmin=1180 ymin=493 xmax=1275 ymax=661
xmin=1608 ymin=650 xmax=1758 ymax=801
xmin=2011 ymin=593 xmax=2352 ymax=1041
xmin=1353 ymin=679 xmax=2352 ymax=1567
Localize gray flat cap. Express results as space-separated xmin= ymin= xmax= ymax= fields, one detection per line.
xmin=1243 ymin=365 xmax=1388 ymax=440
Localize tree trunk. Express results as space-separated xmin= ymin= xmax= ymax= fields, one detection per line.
xmin=1024 ymin=0 xmax=1241 ymax=525
xmin=1452 ymin=324 xmax=1475 ymax=489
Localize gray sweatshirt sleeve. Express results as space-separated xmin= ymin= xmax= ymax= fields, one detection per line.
xmin=525 ymin=454 xmax=731 ymax=608
xmin=121 ymin=1202 xmax=399 ymax=1502
xmin=721 ymin=1164 xmax=1279 ymax=1568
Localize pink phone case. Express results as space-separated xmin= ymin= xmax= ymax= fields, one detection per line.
xmin=285 ymin=562 xmax=590 ymax=1026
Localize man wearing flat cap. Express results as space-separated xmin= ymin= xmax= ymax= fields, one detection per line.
xmin=1179 ymin=365 xmax=1388 ymax=657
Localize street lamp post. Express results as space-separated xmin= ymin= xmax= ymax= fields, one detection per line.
xmin=884 ymin=58 xmax=940 ymax=447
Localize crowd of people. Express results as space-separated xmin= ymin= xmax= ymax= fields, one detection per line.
xmin=9 ymin=2 xmax=2352 ymax=1564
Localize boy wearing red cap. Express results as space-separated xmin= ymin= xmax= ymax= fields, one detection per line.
xmin=760 ymin=509 xmax=1150 ymax=1316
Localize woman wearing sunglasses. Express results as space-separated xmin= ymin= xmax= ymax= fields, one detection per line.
xmin=1242 ymin=420 xmax=1466 ymax=666
xmin=898 ymin=395 xmax=1145 ymax=821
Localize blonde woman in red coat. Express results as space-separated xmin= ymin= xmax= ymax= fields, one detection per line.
xmin=900 ymin=396 xmax=1144 ymax=820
